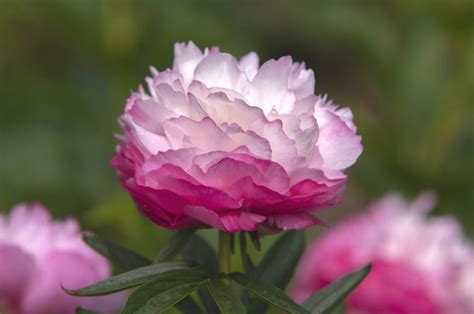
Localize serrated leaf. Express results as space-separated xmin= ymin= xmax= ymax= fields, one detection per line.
xmin=206 ymin=277 xmax=245 ymax=314
xmin=302 ymin=264 xmax=372 ymax=313
xmin=154 ymin=228 xmax=196 ymax=263
xmin=83 ymin=235 xmax=150 ymax=271
xmin=228 ymin=272 xmax=309 ymax=314
xmin=182 ymin=234 xmax=219 ymax=313
xmin=64 ymin=261 xmax=194 ymax=296
xmin=121 ymin=267 xmax=210 ymax=314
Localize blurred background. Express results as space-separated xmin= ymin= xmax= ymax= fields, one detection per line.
xmin=1 ymin=0 xmax=473 ymax=257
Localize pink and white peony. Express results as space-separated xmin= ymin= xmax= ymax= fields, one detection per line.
xmin=111 ymin=41 xmax=362 ymax=232
xmin=292 ymin=192 xmax=474 ymax=314
xmin=0 ymin=203 xmax=125 ymax=314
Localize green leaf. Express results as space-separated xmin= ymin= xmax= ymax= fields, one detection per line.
xmin=228 ymin=272 xmax=309 ymax=314
xmin=176 ymin=296 xmax=203 ymax=314
xmin=182 ymin=234 xmax=218 ymax=274
xmin=83 ymin=235 xmax=150 ymax=271
xmin=121 ymin=267 xmax=210 ymax=314
xmin=75 ymin=308 xmax=99 ymax=314
xmin=206 ymin=277 xmax=245 ymax=314
xmin=249 ymin=231 xmax=305 ymax=314
xmin=302 ymin=264 xmax=372 ymax=313
xmin=63 ymin=261 xmax=194 ymax=296
xmin=154 ymin=228 xmax=196 ymax=263
xmin=182 ymin=234 xmax=219 ymax=313
xmin=248 ymin=231 xmax=261 ymax=251
xmin=257 ymin=231 xmax=305 ymax=289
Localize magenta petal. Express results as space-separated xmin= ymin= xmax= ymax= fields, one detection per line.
xmin=268 ymin=213 xmax=326 ymax=230
xmin=184 ymin=206 xmax=265 ymax=232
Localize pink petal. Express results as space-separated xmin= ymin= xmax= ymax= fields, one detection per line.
xmin=22 ymin=251 xmax=112 ymax=314
xmin=248 ymin=56 xmax=296 ymax=114
xmin=163 ymin=116 xmax=235 ymax=151
xmin=267 ymin=213 xmax=325 ymax=230
xmin=289 ymin=62 xmax=315 ymax=100
xmin=172 ymin=41 xmax=206 ymax=86
xmin=0 ymin=244 xmax=35 ymax=311
xmin=238 ymin=51 xmax=259 ymax=80
xmin=184 ymin=206 xmax=265 ymax=232
xmin=316 ymin=110 xmax=363 ymax=170
xmin=194 ymin=53 xmax=250 ymax=94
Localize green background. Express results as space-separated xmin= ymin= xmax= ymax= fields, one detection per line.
xmin=1 ymin=0 xmax=473 ymax=258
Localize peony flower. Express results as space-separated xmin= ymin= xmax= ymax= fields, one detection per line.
xmin=292 ymin=192 xmax=474 ymax=314
xmin=0 ymin=203 xmax=125 ymax=314
xmin=111 ymin=41 xmax=362 ymax=232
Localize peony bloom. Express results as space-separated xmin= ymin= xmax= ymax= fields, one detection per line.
xmin=292 ymin=193 xmax=474 ymax=314
xmin=111 ymin=41 xmax=362 ymax=232
xmin=0 ymin=203 xmax=125 ymax=314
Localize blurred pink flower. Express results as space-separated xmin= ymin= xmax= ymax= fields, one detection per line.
xmin=0 ymin=203 xmax=125 ymax=314
xmin=111 ymin=41 xmax=362 ymax=232
xmin=292 ymin=192 xmax=474 ymax=314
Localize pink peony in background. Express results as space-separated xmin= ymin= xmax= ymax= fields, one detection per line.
xmin=0 ymin=203 xmax=125 ymax=314
xmin=111 ymin=41 xmax=362 ymax=232
xmin=292 ymin=192 xmax=474 ymax=314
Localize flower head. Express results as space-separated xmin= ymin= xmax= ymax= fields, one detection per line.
xmin=293 ymin=192 xmax=474 ymax=314
xmin=112 ymin=41 xmax=362 ymax=232
xmin=0 ymin=203 xmax=125 ymax=314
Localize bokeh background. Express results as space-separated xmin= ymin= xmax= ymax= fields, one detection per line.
xmin=1 ymin=0 xmax=473 ymax=258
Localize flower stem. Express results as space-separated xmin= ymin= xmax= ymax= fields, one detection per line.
xmin=219 ymin=230 xmax=231 ymax=274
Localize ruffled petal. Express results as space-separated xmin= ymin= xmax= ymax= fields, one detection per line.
xmin=238 ymin=51 xmax=259 ymax=80
xmin=316 ymin=109 xmax=363 ymax=170
xmin=184 ymin=206 xmax=265 ymax=232
xmin=267 ymin=213 xmax=325 ymax=230
xmin=194 ymin=53 xmax=250 ymax=95
xmin=247 ymin=56 xmax=296 ymax=114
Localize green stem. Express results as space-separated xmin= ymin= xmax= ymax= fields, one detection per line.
xmin=218 ymin=230 xmax=232 ymax=274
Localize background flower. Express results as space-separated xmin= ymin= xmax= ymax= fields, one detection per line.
xmin=293 ymin=192 xmax=474 ymax=314
xmin=0 ymin=203 xmax=125 ymax=314
xmin=111 ymin=42 xmax=362 ymax=232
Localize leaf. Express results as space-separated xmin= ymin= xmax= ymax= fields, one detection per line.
xmin=182 ymin=234 xmax=218 ymax=274
xmin=154 ymin=228 xmax=196 ymax=263
xmin=206 ymin=277 xmax=245 ymax=314
xmin=248 ymin=231 xmax=261 ymax=251
xmin=228 ymin=272 xmax=309 ymax=314
xmin=63 ymin=261 xmax=194 ymax=296
xmin=249 ymin=231 xmax=305 ymax=313
xmin=182 ymin=234 xmax=219 ymax=313
xmin=176 ymin=296 xmax=203 ymax=314
xmin=257 ymin=231 xmax=305 ymax=289
xmin=121 ymin=267 xmax=210 ymax=314
xmin=75 ymin=308 xmax=99 ymax=314
xmin=302 ymin=264 xmax=372 ymax=313
xmin=83 ymin=235 xmax=150 ymax=271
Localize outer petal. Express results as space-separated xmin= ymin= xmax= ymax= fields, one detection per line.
xmin=0 ymin=244 xmax=35 ymax=312
xmin=21 ymin=251 xmax=113 ymax=314
xmin=184 ymin=206 xmax=265 ymax=232
xmin=316 ymin=109 xmax=363 ymax=170
xmin=267 ymin=213 xmax=325 ymax=230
